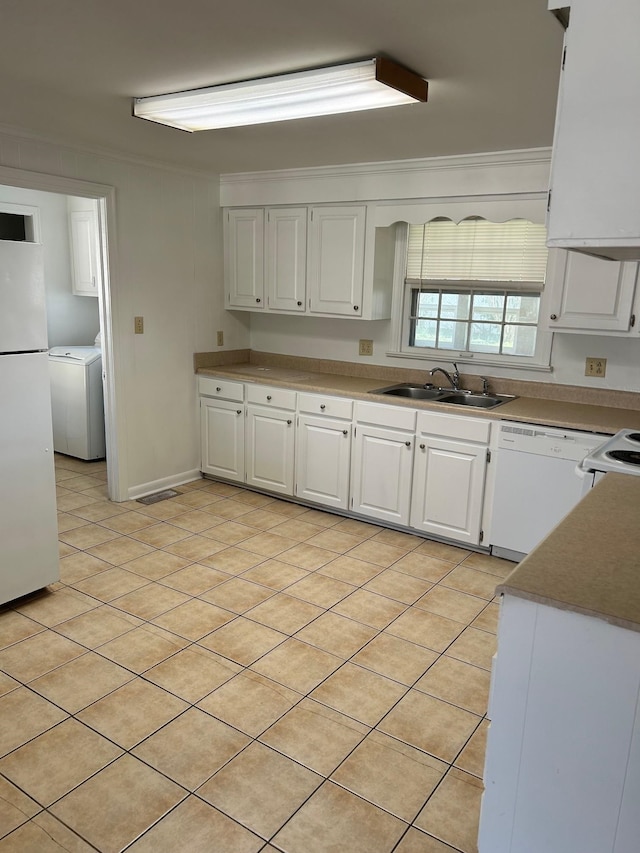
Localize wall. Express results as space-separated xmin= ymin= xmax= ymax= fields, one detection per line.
xmin=0 ymin=185 xmax=99 ymax=346
xmin=0 ymin=129 xmax=250 ymax=498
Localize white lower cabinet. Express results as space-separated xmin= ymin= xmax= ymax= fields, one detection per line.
xmin=351 ymin=402 xmax=416 ymax=526
xmin=480 ymin=594 xmax=640 ymax=853
xmin=410 ymin=411 xmax=491 ymax=546
xmin=295 ymin=392 xmax=353 ymax=510
xmin=244 ymin=384 xmax=297 ymax=496
xmin=200 ymin=397 xmax=245 ymax=482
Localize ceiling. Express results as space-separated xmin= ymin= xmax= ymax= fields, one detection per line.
xmin=0 ymin=0 xmax=564 ymax=175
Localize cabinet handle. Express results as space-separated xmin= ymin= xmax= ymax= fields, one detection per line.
xmin=256 ymin=297 xmax=261 ymax=303
xmin=353 ymin=305 xmax=359 ymax=311
xmin=236 ymin=409 xmax=242 ymax=415
xmin=216 ymin=386 xmax=222 ymax=392
xmin=342 ymin=429 xmax=348 ymax=436
xmin=287 ymin=419 xmax=292 ymax=425
xmin=320 ymin=404 xmax=326 ymax=410
xmin=550 ymin=314 xmax=557 ymax=321
xmin=266 ymin=395 xmax=272 ymax=401
xmin=405 ymin=441 xmax=411 ymax=448
xmin=297 ymin=301 xmax=302 ymax=306
xmin=420 ymin=443 xmax=425 ymax=450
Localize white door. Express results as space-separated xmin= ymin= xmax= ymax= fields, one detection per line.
xmin=295 ymin=414 xmax=351 ymax=510
xmin=266 ymin=207 xmax=307 ymax=312
xmin=225 ymin=208 xmax=265 ymax=309
xmin=0 ymin=352 xmax=58 ymax=605
xmin=351 ymin=424 xmax=414 ymax=525
xmin=410 ymin=436 xmax=487 ymax=545
xmin=246 ymin=405 xmax=295 ymax=495
xmin=200 ymin=397 xmax=245 ymax=482
xmin=307 ymin=206 xmax=366 ymax=316
xmin=545 ymin=250 xmax=638 ymax=333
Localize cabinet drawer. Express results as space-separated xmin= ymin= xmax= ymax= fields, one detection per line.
xmin=198 ymin=376 xmax=244 ymax=402
xmin=417 ymin=410 xmax=492 ymax=443
xmin=297 ymin=393 xmax=353 ymax=419
xmin=354 ymin=400 xmax=416 ymax=431
xmin=246 ymin=384 xmax=296 ymax=410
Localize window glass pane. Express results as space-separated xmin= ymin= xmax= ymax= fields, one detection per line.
xmin=506 ymin=294 xmax=540 ymax=323
xmin=471 ymin=293 xmax=505 ymax=323
xmin=441 ymin=292 xmax=470 ymax=321
xmin=438 ymin=320 xmax=468 ymax=350
xmin=503 ymin=324 xmax=537 ymax=357
xmin=469 ymin=322 xmax=501 ymax=353
xmin=416 ymin=291 xmax=439 ymax=317
xmin=412 ymin=319 xmax=437 ymax=348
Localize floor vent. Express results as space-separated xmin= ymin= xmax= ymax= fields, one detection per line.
xmin=136 ymin=489 xmax=181 ymax=505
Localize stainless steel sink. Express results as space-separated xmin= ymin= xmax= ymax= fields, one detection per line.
xmin=370 ymin=384 xmax=451 ymax=401
xmin=438 ymin=392 xmax=516 ymax=409
xmin=370 ymin=384 xmax=516 ymax=409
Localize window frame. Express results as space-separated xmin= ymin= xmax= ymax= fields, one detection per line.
xmin=389 ymin=220 xmax=554 ymax=371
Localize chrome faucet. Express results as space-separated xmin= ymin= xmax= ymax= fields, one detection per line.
xmin=430 ymin=362 xmax=460 ymax=391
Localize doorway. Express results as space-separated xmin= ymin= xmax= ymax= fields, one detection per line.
xmin=0 ymin=166 xmax=121 ymax=501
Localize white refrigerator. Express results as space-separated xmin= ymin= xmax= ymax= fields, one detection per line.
xmin=0 ymin=240 xmax=59 ymax=605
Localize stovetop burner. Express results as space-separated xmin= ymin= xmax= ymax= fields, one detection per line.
xmin=606 ymin=449 xmax=640 ymax=466
xmin=627 ymin=433 xmax=640 ymax=444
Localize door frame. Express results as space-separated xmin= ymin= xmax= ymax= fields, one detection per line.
xmin=0 ymin=164 xmax=124 ymax=501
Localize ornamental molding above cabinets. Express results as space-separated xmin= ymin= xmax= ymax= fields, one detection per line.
xmin=220 ymin=147 xmax=553 ymax=208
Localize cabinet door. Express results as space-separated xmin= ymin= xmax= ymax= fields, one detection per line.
xmin=411 ymin=436 xmax=487 ymax=545
xmin=200 ymin=398 xmax=245 ymax=482
xmin=545 ymin=250 xmax=638 ymax=333
xmin=246 ymin=405 xmax=295 ymax=496
xmin=351 ymin=424 xmax=414 ymax=525
xmin=307 ymin=206 xmax=366 ymax=316
xmin=69 ymin=209 xmax=100 ymax=297
xmin=266 ymin=207 xmax=307 ymax=312
xmin=295 ymin=415 xmax=351 ymax=510
xmin=225 ymin=208 xmax=265 ymax=309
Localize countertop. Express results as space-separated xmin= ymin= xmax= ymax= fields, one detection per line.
xmin=197 ymin=362 xmax=640 ymax=435
xmin=497 ymin=473 xmax=640 ymax=632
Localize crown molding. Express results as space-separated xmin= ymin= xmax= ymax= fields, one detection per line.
xmin=220 ymin=147 xmax=552 ymax=207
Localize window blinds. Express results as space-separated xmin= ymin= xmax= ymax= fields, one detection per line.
xmin=406 ymin=219 xmax=548 ymax=284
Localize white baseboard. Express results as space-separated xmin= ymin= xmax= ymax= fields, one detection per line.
xmin=126 ymin=469 xmax=202 ymax=501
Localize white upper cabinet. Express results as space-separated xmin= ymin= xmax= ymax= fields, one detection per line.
xmin=69 ymin=207 xmax=101 ymax=297
xmin=543 ymin=249 xmax=638 ymax=334
xmin=225 ymin=208 xmax=265 ymax=308
xmin=223 ymin=204 xmax=395 ymax=319
xmin=306 ymin=205 xmax=366 ymax=317
xmin=265 ymin=207 xmax=307 ymax=312
xmin=546 ymin=0 xmax=640 ymax=260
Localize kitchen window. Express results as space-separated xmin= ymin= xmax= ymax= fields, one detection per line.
xmin=397 ymin=217 xmax=552 ymax=368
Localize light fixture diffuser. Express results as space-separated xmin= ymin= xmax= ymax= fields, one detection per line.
xmin=133 ymin=57 xmax=428 ymax=131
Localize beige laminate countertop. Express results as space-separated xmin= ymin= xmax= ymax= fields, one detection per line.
xmin=197 ymin=362 xmax=640 ymax=435
xmin=498 ymin=473 xmax=640 ymax=632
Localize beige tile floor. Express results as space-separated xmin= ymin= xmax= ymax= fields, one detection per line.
xmin=0 ymin=454 xmax=513 ymax=853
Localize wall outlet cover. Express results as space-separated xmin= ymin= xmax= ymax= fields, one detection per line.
xmin=359 ymin=339 xmax=374 ymax=356
xmin=216 ymin=330 xmax=224 ymax=346
xmin=585 ymin=357 xmax=607 ymax=377
xmin=134 ymin=316 xmax=144 ymax=334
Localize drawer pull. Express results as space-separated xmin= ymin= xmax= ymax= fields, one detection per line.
xmin=419 ymin=443 xmax=425 ymax=450
xmin=320 ymin=404 xmax=326 ymax=410
xmin=405 ymin=441 xmax=411 ymax=448
xmin=287 ymin=419 xmax=292 ymax=425
xmin=216 ymin=386 xmax=221 ymax=392
xmin=342 ymin=429 xmax=348 ymax=436
xmin=236 ymin=409 xmax=242 ymax=415
xmin=266 ymin=395 xmax=272 ymax=401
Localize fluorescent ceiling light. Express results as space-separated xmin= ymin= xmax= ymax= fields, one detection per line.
xmin=133 ymin=57 xmax=428 ymax=131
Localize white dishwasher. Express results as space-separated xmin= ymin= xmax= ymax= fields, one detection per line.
xmin=490 ymin=422 xmax=604 ymax=561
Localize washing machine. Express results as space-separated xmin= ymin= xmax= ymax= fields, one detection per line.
xmin=49 ymin=346 xmax=105 ymax=460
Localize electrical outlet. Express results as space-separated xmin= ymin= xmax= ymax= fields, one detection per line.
xmin=216 ymin=330 xmax=224 ymax=346
xmin=359 ymin=339 xmax=373 ymax=357
xmin=134 ymin=316 xmax=144 ymax=334
xmin=585 ymin=357 xmax=607 ymax=377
